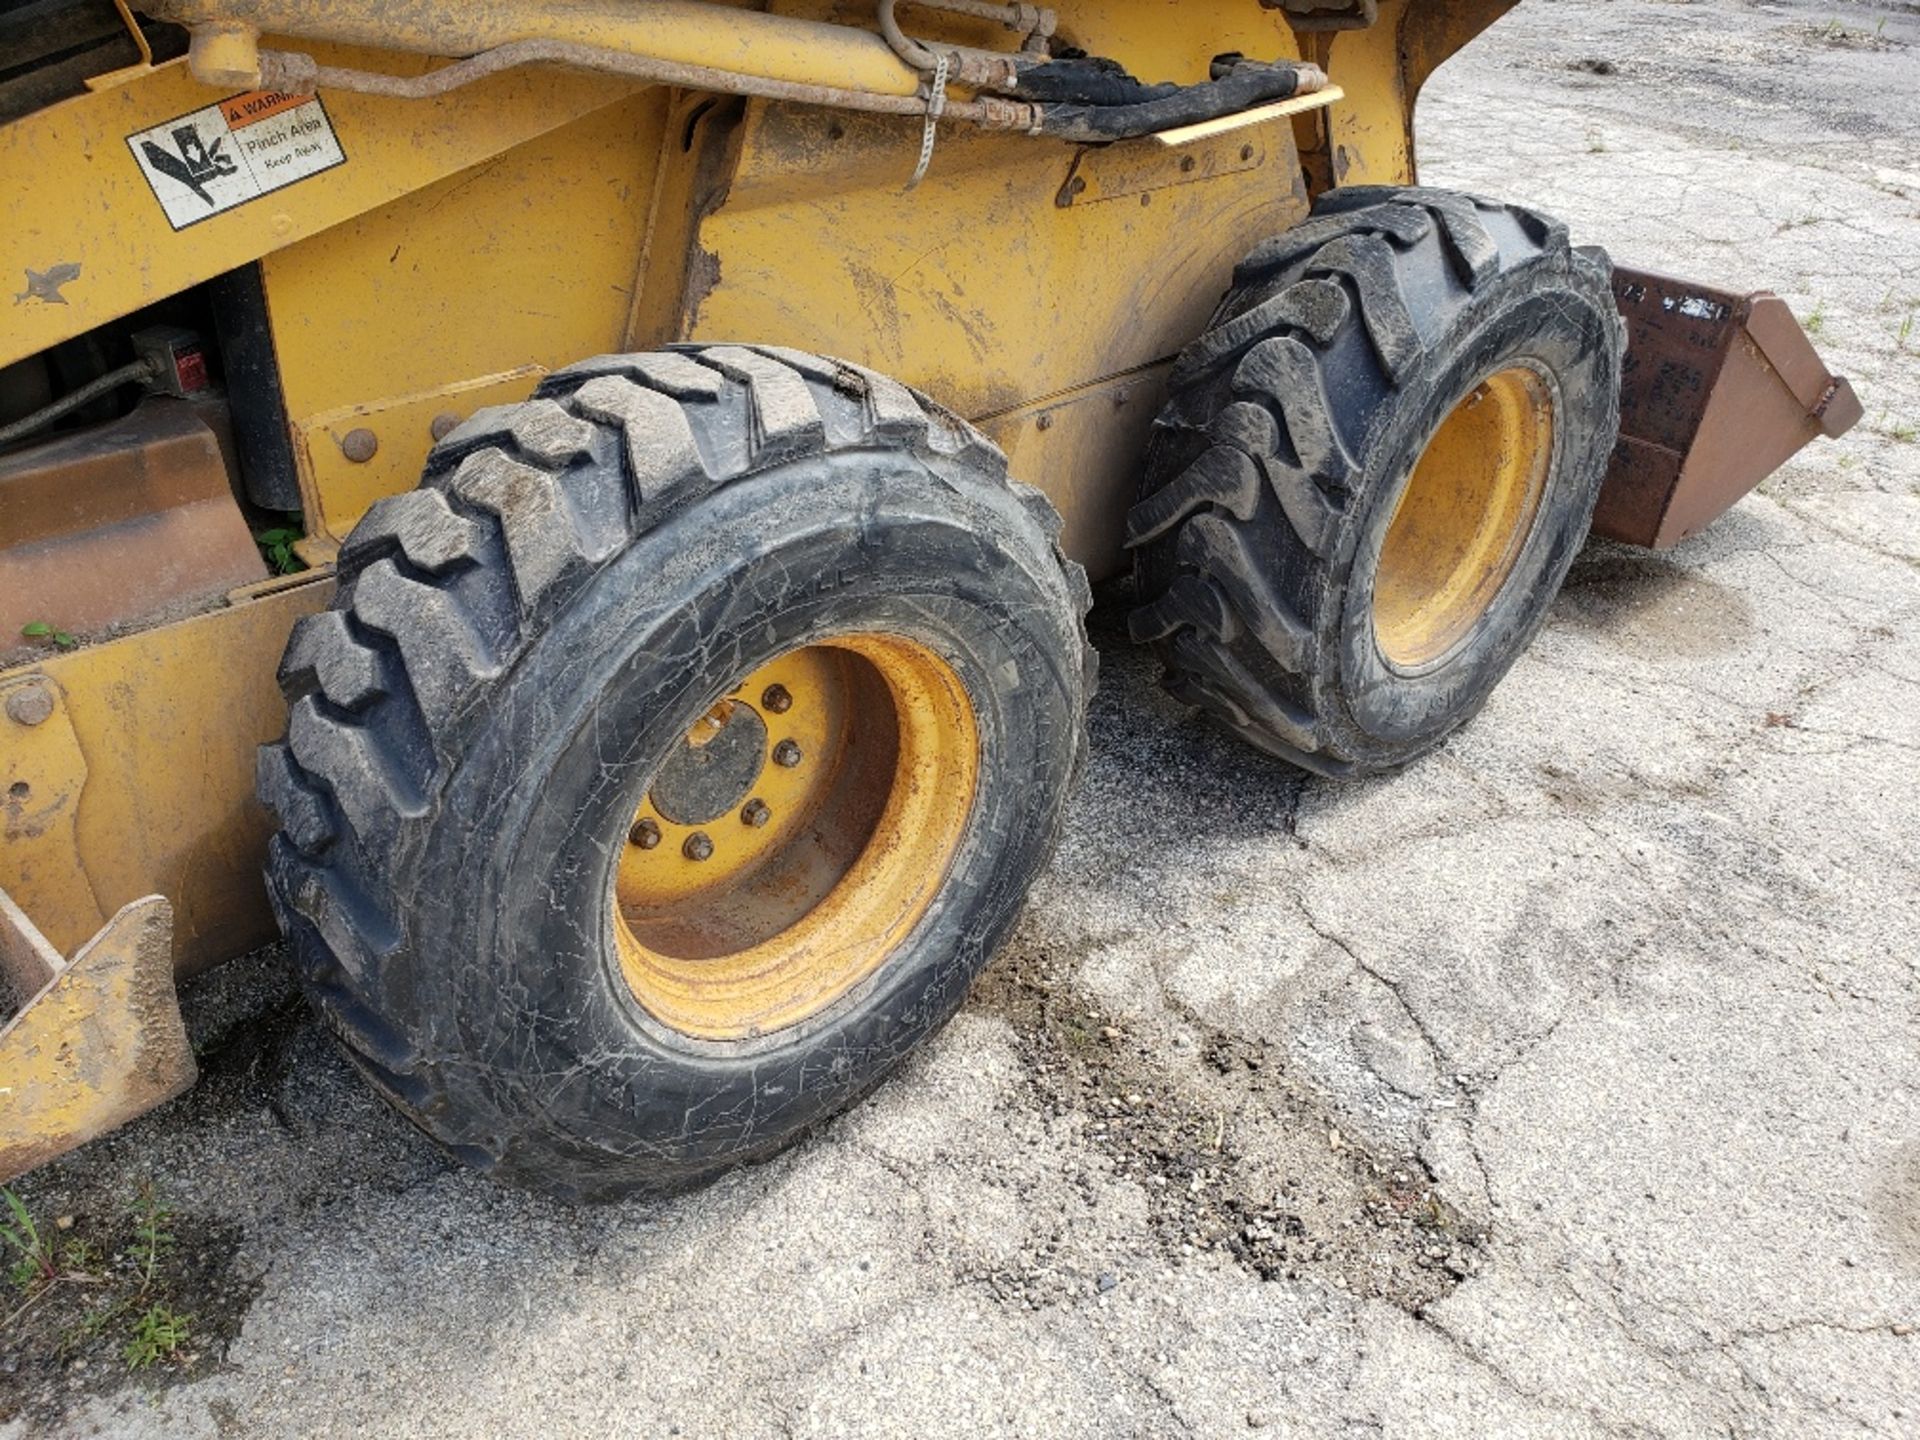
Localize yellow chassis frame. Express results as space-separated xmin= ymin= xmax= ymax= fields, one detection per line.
xmin=0 ymin=0 xmax=1512 ymax=1177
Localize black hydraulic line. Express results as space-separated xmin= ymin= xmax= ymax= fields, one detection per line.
xmin=1015 ymin=56 xmax=1320 ymax=142
xmin=0 ymin=359 xmax=155 ymax=450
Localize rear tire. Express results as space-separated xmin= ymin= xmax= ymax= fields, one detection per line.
xmin=257 ymin=345 xmax=1093 ymax=1200
xmin=1127 ymin=185 xmax=1624 ymax=775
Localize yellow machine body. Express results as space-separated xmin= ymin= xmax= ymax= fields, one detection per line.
xmin=2 ymin=0 xmax=1841 ymax=1176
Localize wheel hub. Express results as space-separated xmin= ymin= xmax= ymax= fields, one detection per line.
xmin=611 ymin=636 xmax=979 ymax=1042
xmin=648 ymin=700 xmax=769 ymax=826
xmin=1372 ymin=364 xmax=1557 ymax=671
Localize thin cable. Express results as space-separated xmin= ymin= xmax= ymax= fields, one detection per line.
xmin=908 ymin=51 xmax=949 ymax=189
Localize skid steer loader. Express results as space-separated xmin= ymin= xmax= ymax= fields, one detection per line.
xmin=0 ymin=0 xmax=1859 ymax=1199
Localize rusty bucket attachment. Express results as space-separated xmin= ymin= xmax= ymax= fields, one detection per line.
xmin=0 ymin=888 xmax=195 ymax=1183
xmin=1593 ymin=267 xmax=1863 ymax=549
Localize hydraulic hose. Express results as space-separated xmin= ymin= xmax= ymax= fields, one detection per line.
xmin=0 ymin=360 xmax=155 ymax=450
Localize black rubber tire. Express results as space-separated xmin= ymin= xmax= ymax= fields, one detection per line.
xmin=1127 ymin=185 xmax=1624 ymax=776
xmin=256 ymin=344 xmax=1094 ymax=1201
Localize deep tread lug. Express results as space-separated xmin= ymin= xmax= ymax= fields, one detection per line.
xmin=1126 ymin=445 xmax=1262 ymax=548
xmin=1233 ymin=204 xmax=1432 ymax=285
xmin=1232 ymin=338 xmax=1354 ymax=489
xmin=279 ymin=610 xmax=385 ymax=710
xmin=695 ymin=345 xmax=827 ymax=465
xmin=427 ymin=397 xmax=596 ymax=477
xmin=340 ymin=489 xmax=485 ymax=576
xmin=1304 ymin=234 xmax=1424 ymax=382
xmin=349 ymin=563 xmax=499 ymax=727
xmin=257 ymin=742 xmax=336 ymax=855
xmin=1175 ymin=514 xmax=1311 ymax=670
xmin=448 ymin=449 xmax=589 ymax=614
xmin=1171 ymin=278 xmax=1352 ymax=386
xmin=545 ymin=351 xmax=727 ymax=401
xmin=1128 ymin=573 xmax=1239 ymax=646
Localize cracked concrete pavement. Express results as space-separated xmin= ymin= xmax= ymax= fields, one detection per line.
xmin=5 ymin=0 xmax=1918 ymax=1433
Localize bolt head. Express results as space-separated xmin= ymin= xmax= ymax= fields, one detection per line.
xmin=760 ymin=683 xmax=793 ymax=714
xmin=5 ymin=683 xmax=54 ymax=728
xmin=772 ymin=739 xmax=802 ymax=768
xmin=629 ymin=818 xmax=662 ymax=850
xmin=683 ymin=832 xmax=714 ymax=861
xmin=429 ymin=412 xmax=463 ymax=442
xmin=341 ymin=427 xmax=379 ymax=463
xmin=741 ymin=798 xmax=771 ymax=828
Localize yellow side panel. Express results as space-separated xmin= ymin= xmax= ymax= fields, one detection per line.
xmin=0 ymin=47 xmax=639 ymax=371
xmin=0 ymin=578 xmax=332 ymax=971
xmin=691 ymin=104 xmax=1310 ymax=424
xmin=1326 ymin=0 xmax=1416 ymax=186
xmin=266 ymin=91 xmax=669 ymax=543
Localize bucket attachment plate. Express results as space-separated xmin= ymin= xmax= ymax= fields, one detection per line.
xmin=0 ymin=890 xmax=195 ymax=1184
xmin=1593 ymin=267 xmax=1862 ymax=549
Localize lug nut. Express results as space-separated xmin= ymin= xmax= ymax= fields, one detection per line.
xmin=629 ymin=818 xmax=661 ymax=849
xmin=683 ymin=832 xmax=714 ymax=861
xmin=772 ymin=739 xmax=802 ymax=768
xmin=760 ymin=683 xmax=793 ymax=714
xmin=741 ymin=798 xmax=771 ymax=828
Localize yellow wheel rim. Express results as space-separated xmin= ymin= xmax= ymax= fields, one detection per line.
xmin=1372 ymin=365 xmax=1556 ymax=670
xmin=612 ymin=634 xmax=979 ymax=1042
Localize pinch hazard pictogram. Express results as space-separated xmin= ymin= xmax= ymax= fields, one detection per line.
xmin=126 ymin=89 xmax=345 ymax=230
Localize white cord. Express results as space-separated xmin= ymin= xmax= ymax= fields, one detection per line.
xmin=908 ymin=51 xmax=950 ymax=189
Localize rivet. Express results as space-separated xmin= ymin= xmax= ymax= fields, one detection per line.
xmin=1180 ymin=155 xmax=1196 ymax=173
xmin=1240 ymin=143 xmax=1254 ymax=162
xmin=683 ymin=832 xmax=714 ymax=861
xmin=5 ymin=683 xmax=54 ymax=728
xmin=761 ymin=683 xmax=793 ymax=714
xmin=772 ymin=739 xmax=802 ymax=768
xmin=1140 ymin=192 xmax=1151 ymax=207
xmin=629 ymin=818 xmax=662 ymax=849
xmin=1036 ymin=413 xmax=1053 ymax=432
xmin=429 ymin=412 xmax=462 ymax=441
xmin=741 ymin=798 xmax=771 ymax=828
xmin=341 ymin=427 xmax=379 ymax=463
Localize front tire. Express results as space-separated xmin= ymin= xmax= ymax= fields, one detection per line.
xmin=257 ymin=345 xmax=1093 ymax=1200
xmin=1128 ymin=186 xmax=1624 ymax=775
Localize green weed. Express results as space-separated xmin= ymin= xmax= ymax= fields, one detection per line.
xmin=122 ymin=1304 xmax=191 ymax=1370
xmin=129 ymin=1181 xmax=175 ymax=1296
xmin=1 ymin=1189 xmax=56 ymax=1294
xmin=253 ymin=518 xmax=306 ymax=575
xmin=18 ymin=620 xmax=76 ymax=649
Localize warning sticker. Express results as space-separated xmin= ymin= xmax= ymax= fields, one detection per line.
xmin=127 ymin=90 xmax=345 ymax=230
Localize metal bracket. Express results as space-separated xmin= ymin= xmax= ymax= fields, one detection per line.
xmin=1262 ymin=0 xmax=1379 ymax=33
xmin=0 ymin=892 xmax=194 ymax=1184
